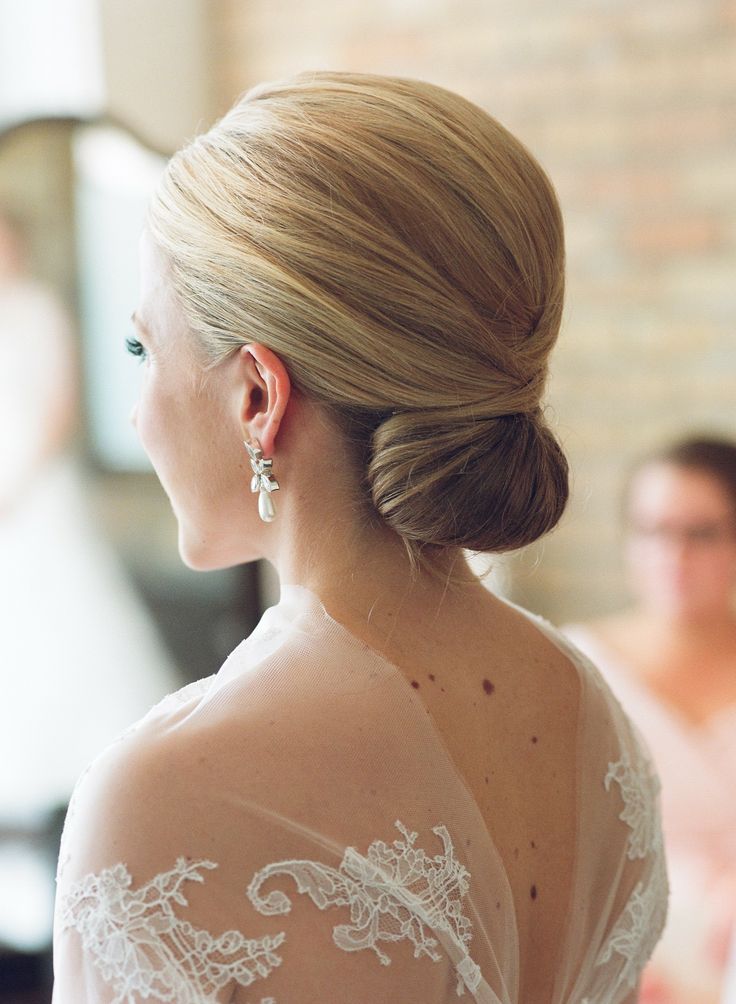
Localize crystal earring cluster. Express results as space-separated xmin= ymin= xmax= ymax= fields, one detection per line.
xmin=245 ymin=439 xmax=280 ymax=523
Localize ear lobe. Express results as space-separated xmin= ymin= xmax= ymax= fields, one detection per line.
xmin=238 ymin=343 xmax=291 ymax=457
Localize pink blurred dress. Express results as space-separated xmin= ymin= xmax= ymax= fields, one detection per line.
xmin=564 ymin=624 xmax=736 ymax=1004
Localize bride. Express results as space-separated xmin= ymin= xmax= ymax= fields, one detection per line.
xmin=52 ymin=71 xmax=667 ymax=1003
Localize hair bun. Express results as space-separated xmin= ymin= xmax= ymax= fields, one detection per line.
xmin=149 ymin=71 xmax=569 ymax=561
xmin=368 ymin=409 xmax=569 ymax=553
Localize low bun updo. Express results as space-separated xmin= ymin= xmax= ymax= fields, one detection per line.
xmin=369 ymin=409 xmax=568 ymax=553
xmin=148 ymin=71 xmax=568 ymax=559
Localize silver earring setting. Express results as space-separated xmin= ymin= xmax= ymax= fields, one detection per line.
xmin=244 ymin=438 xmax=280 ymax=523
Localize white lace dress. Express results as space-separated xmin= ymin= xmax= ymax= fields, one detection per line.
xmin=52 ymin=586 xmax=668 ymax=1003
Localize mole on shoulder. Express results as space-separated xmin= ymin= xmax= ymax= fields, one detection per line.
xmin=482 ymin=678 xmax=495 ymax=695
xmin=531 ymin=735 xmax=538 ymax=744
xmin=411 ymin=680 xmax=420 ymax=689
xmin=530 ymin=840 xmax=536 ymax=850
xmin=484 ymin=775 xmax=489 ymax=784
xmin=496 ymin=900 xmax=501 ymax=909
xmin=428 ymin=673 xmax=436 ymax=682
xmin=530 ymin=884 xmax=538 ymax=900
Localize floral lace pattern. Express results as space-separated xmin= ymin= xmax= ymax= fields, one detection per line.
xmin=596 ymin=851 xmax=669 ymax=993
xmin=604 ymin=755 xmax=662 ymax=860
xmin=58 ymin=822 xmax=482 ymax=1001
xmin=54 ymin=591 xmax=672 ymax=1003
xmin=59 ymin=857 xmax=285 ymax=1003
xmin=591 ymin=751 xmax=669 ymax=997
xmin=246 ymin=820 xmax=482 ymax=996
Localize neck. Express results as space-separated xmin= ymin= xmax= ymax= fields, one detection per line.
xmin=645 ymin=604 xmax=736 ymax=645
xmin=258 ymin=399 xmax=485 ymax=633
xmin=266 ymin=484 xmax=480 ymax=634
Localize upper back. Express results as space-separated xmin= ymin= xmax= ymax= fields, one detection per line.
xmin=339 ymin=585 xmax=582 ymax=1000
xmin=326 ymin=583 xmax=657 ymax=1001
xmin=54 ymin=583 xmax=667 ymax=1004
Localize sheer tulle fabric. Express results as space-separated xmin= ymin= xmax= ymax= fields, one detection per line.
xmin=53 ymin=587 xmax=667 ymax=1003
xmin=565 ymin=624 xmax=735 ymax=1002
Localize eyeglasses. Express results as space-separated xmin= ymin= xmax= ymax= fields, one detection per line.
xmin=628 ymin=520 xmax=736 ymax=547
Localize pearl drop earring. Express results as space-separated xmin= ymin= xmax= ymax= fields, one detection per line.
xmin=244 ymin=438 xmax=280 ymax=523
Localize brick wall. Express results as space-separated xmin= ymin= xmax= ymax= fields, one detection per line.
xmin=213 ymin=0 xmax=736 ymax=623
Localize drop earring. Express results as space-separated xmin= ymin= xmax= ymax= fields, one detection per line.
xmin=244 ymin=438 xmax=280 ymax=523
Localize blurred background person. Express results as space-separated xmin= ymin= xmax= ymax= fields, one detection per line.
xmin=0 ymin=208 xmax=179 ymax=961
xmin=565 ymin=435 xmax=736 ymax=1004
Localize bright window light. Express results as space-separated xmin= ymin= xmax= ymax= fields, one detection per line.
xmin=0 ymin=0 xmax=105 ymax=130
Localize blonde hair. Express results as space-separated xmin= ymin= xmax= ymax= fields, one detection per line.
xmin=148 ymin=71 xmax=568 ymax=560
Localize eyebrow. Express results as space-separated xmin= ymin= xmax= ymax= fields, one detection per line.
xmin=131 ymin=311 xmax=151 ymax=336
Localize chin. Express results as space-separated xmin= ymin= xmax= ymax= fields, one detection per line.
xmin=177 ymin=522 xmax=261 ymax=571
xmin=178 ymin=535 xmax=233 ymax=572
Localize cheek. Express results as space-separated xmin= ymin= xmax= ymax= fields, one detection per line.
xmin=628 ymin=542 xmax=736 ymax=605
xmin=625 ymin=540 xmax=690 ymax=602
xmin=133 ymin=373 xmax=179 ymax=471
xmin=625 ymin=540 xmax=666 ymax=581
xmin=693 ymin=548 xmax=736 ymax=590
xmin=133 ymin=386 xmax=160 ymax=458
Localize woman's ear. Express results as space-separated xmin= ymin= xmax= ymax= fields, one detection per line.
xmin=237 ymin=343 xmax=291 ymax=457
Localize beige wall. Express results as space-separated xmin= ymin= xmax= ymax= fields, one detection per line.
xmin=98 ymin=0 xmax=216 ymax=152
xmin=213 ymin=0 xmax=736 ymax=623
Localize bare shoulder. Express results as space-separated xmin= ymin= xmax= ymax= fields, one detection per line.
xmin=58 ymin=710 xmax=211 ymax=882
xmin=60 ymin=652 xmax=379 ymax=862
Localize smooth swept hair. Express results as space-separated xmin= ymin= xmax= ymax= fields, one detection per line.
xmin=148 ymin=71 xmax=569 ymax=557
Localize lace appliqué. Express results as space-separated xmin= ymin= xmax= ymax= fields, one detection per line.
xmin=594 ymin=750 xmax=669 ymax=995
xmin=59 ymin=857 xmax=285 ymax=1003
xmin=596 ymin=851 xmax=669 ymax=993
xmin=604 ymin=754 xmax=662 ymax=859
xmin=247 ymin=819 xmax=482 ymax=997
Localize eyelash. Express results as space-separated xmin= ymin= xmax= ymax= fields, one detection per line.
xmin=125 ymin=336 xmax=148 ymax=362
